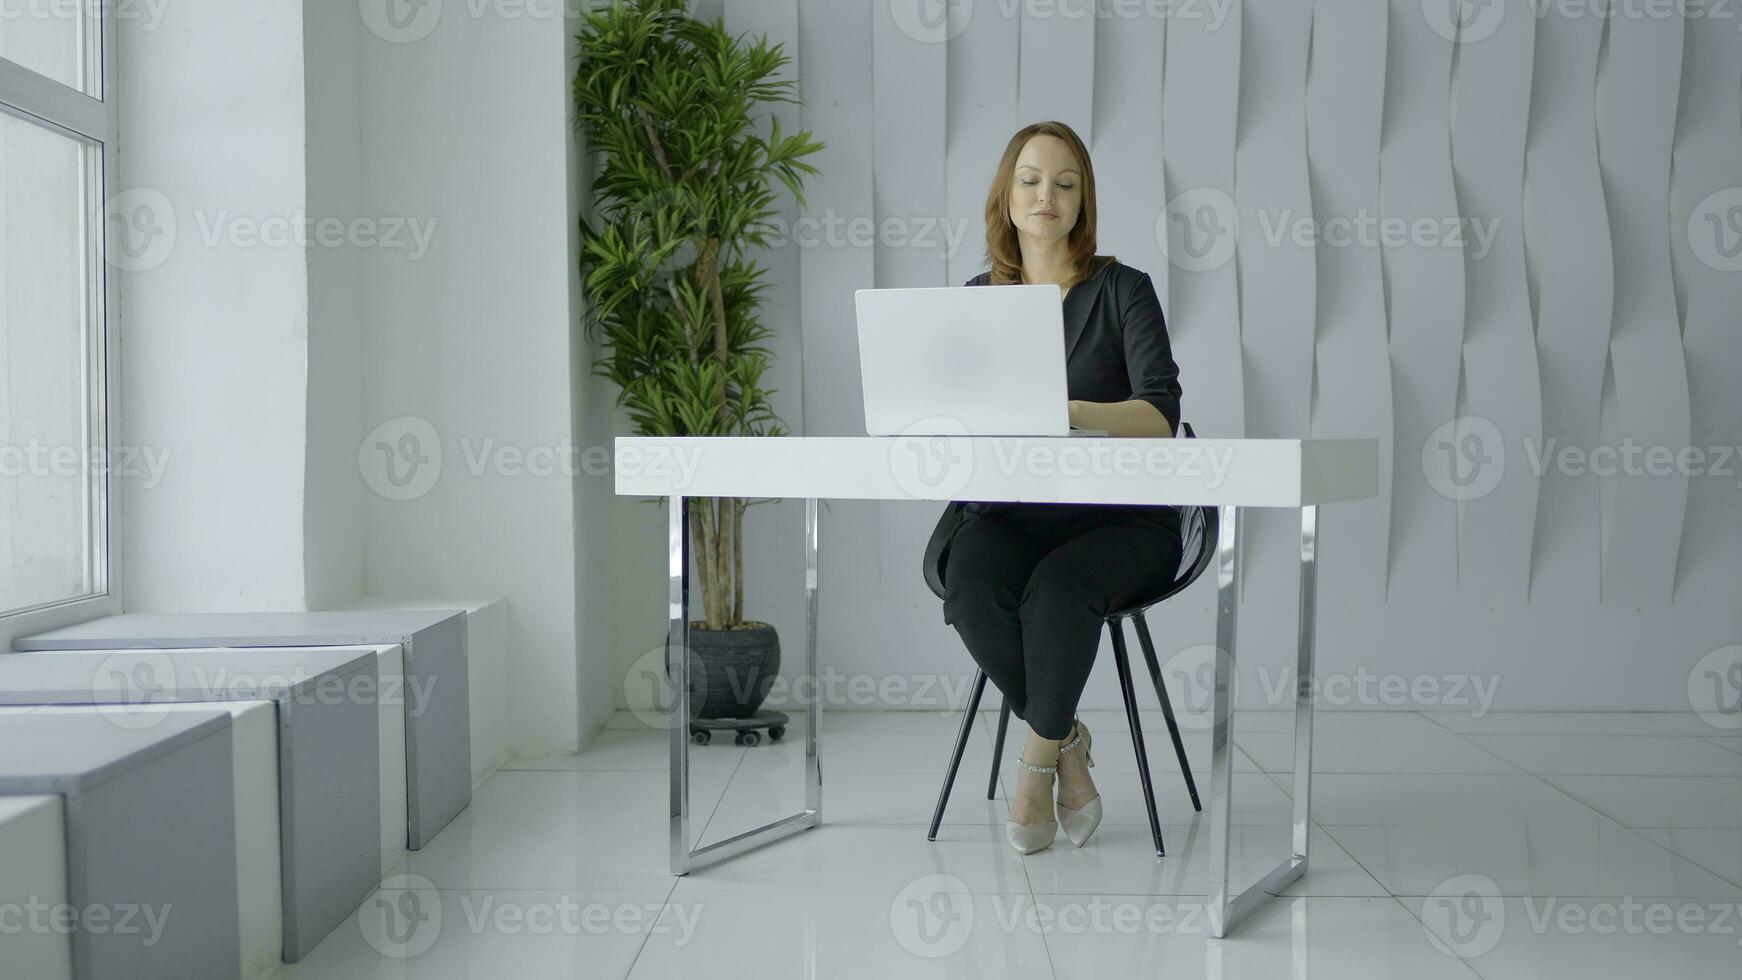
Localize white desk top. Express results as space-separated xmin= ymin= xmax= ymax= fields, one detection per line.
xmin=615 ymin=436 xmax=1377 ymax=508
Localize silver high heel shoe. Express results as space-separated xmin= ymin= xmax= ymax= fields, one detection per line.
xmin=1005 ymin=751 xmax=1060 ymax=855
xmin=1055 ymin=719 xmax=1103 ymax=847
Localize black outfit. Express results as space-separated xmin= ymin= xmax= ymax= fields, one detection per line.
xmin=920 ymin=257 xmax=1186 ymax=740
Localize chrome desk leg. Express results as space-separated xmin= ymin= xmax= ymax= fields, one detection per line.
xmin=1205 ymin=504 xmax=1242 ymax=934
xmin=1206 ymin=505 xmax=1320 ymax=938
xmin=1292 ymin=506 xmax=1318 ymax=864
xmin=669 ymin=495 xmax=823 ymax=875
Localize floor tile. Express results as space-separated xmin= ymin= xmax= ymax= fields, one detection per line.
xmin=1240 ymin=715 xmax=1518 ymax=774
xmin=409 ymin=770 xmax=730 ymax=891
xmin=1703 ymin=736 xmax=1742 ymax=757
xmin=1467 ymin=735 xmax=1742 ymax=776
xmin=1423 ymin=712 xmax=1707 ymax=737
xmin=1540 ymin=775 xmax=1742 ymax=829
xmin=627 ymin=877 xmax=1053 ymax=979
xmin=1277 ymin=773 xmax=1601 ymax=828
xmin=1020 ymin=822 xmax=1388 ymax=898
xmin=280 ymin=710 xmax=1742 ymax=975
xmin=272 ymin=884 xmax=672 ymax=980
xmin=704 ymin=747 xmax=997 ymax=831
xmin=507 ymin=729 xmax=747 ymax=773
xmin=1638 ymin=714 xmax=1742 ymax=738
xmin=1035 ymin=895 xmax=1484 ymax=980
xmin=1635 ymin=828 xmax=1742 ymax=888
xmin=1322 ymin=817 xmax=1742 ymax=898
xmin=1407 ymin=894 xmax=1742 ymax=980
xmin=682 ymin=823 xmax=1033 ymax=897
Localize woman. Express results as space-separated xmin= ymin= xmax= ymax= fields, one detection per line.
xmin=924 ymin=121 xmax=1185 ymax=855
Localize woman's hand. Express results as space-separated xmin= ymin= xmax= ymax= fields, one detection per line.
xmin=1068 ymin=398 xmax=1175 ymax=437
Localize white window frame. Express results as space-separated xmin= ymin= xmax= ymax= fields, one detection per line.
xmin=0 ymin=8 xmax=123 ymax=650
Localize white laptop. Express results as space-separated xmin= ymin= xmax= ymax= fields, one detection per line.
xmin=854 ymin=282 xmax=1107 ymax=437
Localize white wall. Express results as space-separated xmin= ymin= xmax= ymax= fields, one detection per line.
xmin=348 ymin=4 xmax=586 ymax=754
xmin=605 ymin=0 xmax=1742 ymax=716
xmin=110 ymin=1 xmax=593 ymax=756
xmin=303 ymin=0 xmax=369 ymax=610
xmin=116 ymin=1 xmax=311 ymax=611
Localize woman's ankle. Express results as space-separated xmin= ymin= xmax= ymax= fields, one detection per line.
xmin=1020 ymin=733 xmax=1061 ymax=764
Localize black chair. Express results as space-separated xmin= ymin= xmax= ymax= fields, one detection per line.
xmin=924 ymin=422 xmax=1218 ymax=856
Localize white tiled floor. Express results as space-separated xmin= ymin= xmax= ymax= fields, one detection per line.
xmin=275 ymin=710 xmax=1742 ymax=979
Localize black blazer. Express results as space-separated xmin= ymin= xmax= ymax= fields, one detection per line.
xmin=920 ymin=256 xmax=1185 ymax=601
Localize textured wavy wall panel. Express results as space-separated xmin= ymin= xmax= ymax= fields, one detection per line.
xmin=1231 ymin=0 xmax=1315 ymax=641
xmin=1380 ymin=0 xmax=1463 ymax=601
xmin=871 ymin=1 xmax=952 ymax=602
xmin=872 ymin=4 xmax=947 ymax=292
xmin=1522 ymin=7 xmax=1611 ymax=604
xmin=703 ymin=0 xmax=1742 ymax=711
xmin=797 ymin=0 xmax=873 ymax=438
xmin=1449 ymin=2 xmax=1543 ymax=602
xmin=1304 ymin=0 xmax=1392 ymax=603
xmin=1668 ymin=18 xmax=1742 ymax=603
xmin=1596 ymin=12 xmax=1692 ymax=606
xmin=1160 ymin=0 xmax=1245 ymax=444
xmin=1085 ymin=4 xmax=1165 ymax=283
xmin=795 ymin=0 xmax=886 ymax=674
xmin=1017 ymin=2 xmax=1096 ymax=142
xmin=1080 ymin=9 xmax=1213 ymax=648
xmin=943 ymin=5 xmax=1020 ymax=288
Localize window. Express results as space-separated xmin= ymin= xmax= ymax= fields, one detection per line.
xmin=0 ymin=2 xmax=118 ymax=639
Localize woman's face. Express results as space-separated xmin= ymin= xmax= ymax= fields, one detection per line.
xmin=1007 ymin=134 xmax=1082 ymax=246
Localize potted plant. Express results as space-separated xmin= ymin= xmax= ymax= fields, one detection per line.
xmin=573 ymin=0 xmax=824 ymax=724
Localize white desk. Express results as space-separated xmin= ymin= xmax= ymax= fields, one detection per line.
xmin=615 ymin=435 xmax=1378 ymax=938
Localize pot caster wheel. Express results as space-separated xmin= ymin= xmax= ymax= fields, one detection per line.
xmin=768 ymin=725 xmax=785 ymax=741
xmin=691 ymin=729 xmax=711 ymax=745
xmin=735 ymin=730 xmax=761 ymax=747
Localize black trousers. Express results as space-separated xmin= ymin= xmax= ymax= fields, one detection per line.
xmin=940 ymin=501 xmax=1184 ymax=740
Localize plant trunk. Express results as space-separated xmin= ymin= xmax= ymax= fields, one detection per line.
xmin=695 ymin=238 xmax=730 ymax=423
xmin=732 ymin=498 xmax=744 ymax=624
xmin=689 ymin=234 xmax=738 ymax=629
xmin=714 ymin=497 xmax=728 ymax=630
xmin=687 ymin=496 xmax=742 ymax=630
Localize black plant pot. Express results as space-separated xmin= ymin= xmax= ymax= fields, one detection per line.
xmin=684 ymin=620 xmax=781 ymax=719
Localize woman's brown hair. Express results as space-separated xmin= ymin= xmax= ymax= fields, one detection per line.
xmin=982 ymin=120 xmax=1114 ymax=288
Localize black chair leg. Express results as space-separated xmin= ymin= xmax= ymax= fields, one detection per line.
xmin=989 ymin=698 xmax=1011 ymax=800
xmin=928 ymin=669 xmax=987 ymax=841
xmin=1110 ymin=620 xmax=1166 ymax=856
xmin=1132 ymin=612 xmax=1203 ymax=812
